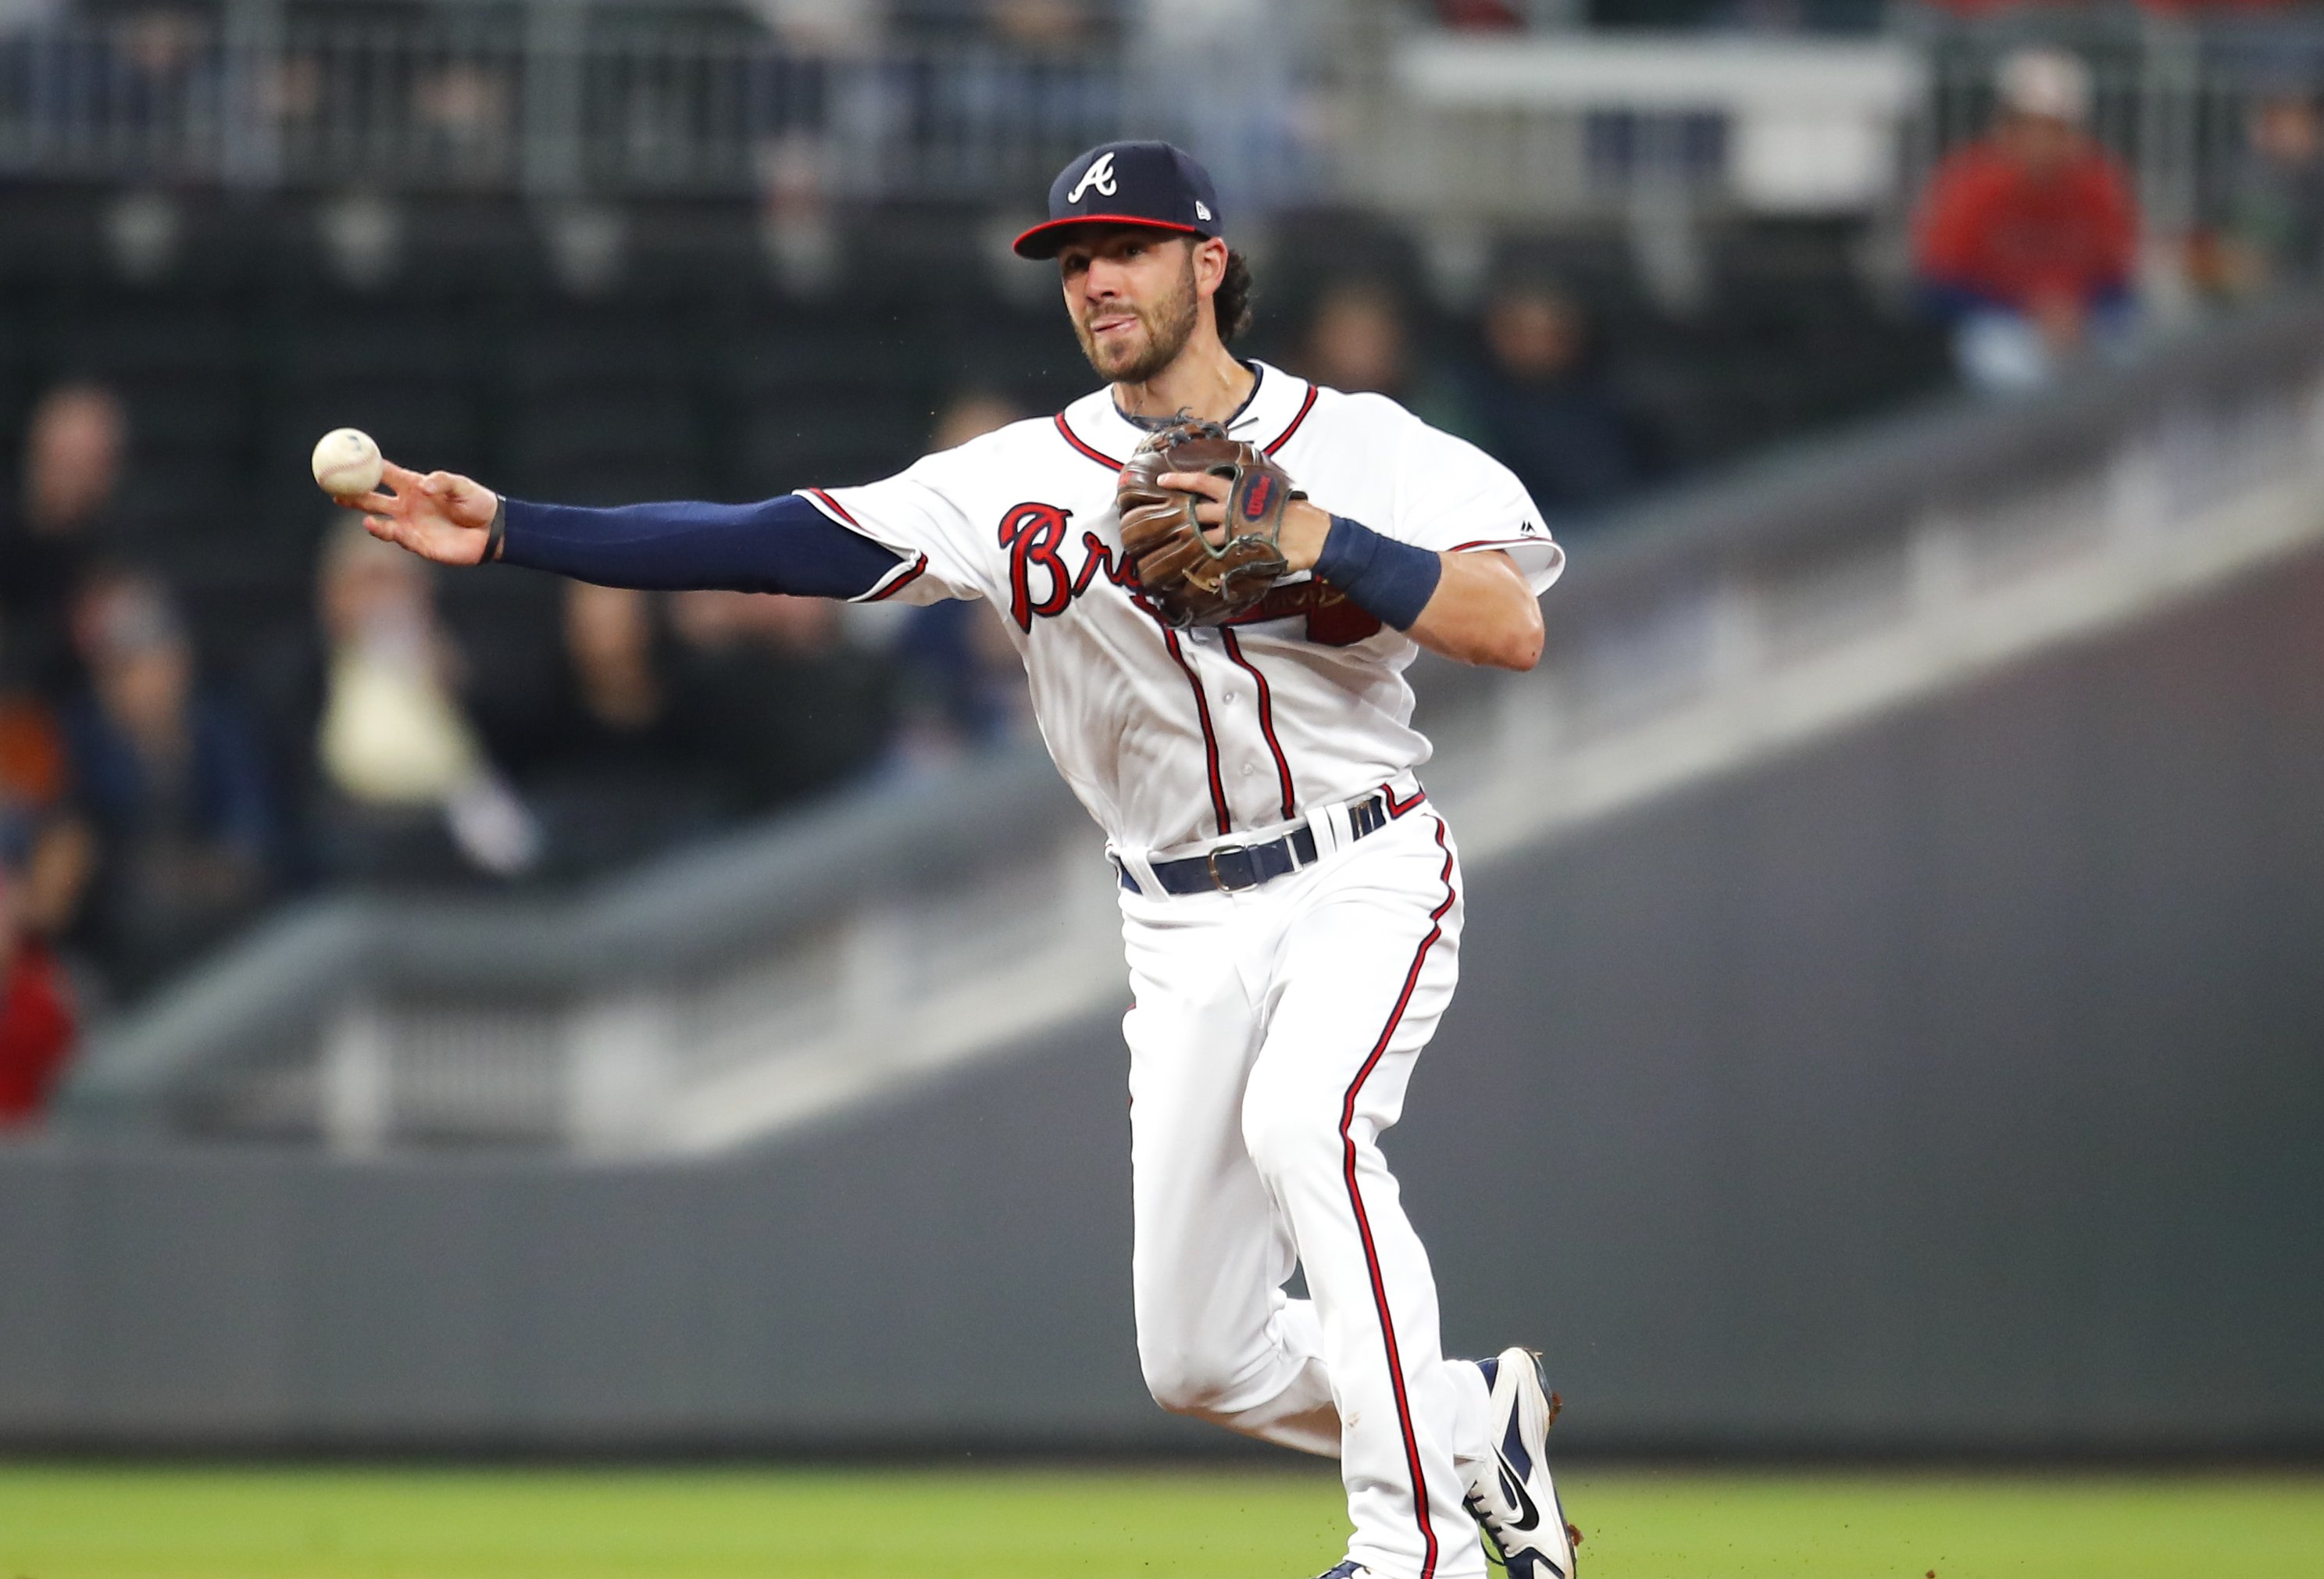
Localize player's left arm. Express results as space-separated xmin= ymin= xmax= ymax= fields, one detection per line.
xmin=1298 ymin=513 xmax=1543 ymax=670
xmin=1156 ymin=475 xmax=1544 ymax=670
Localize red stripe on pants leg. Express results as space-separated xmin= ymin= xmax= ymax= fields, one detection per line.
xmin=1338 ymin=816 xmax=1458 ymax=1579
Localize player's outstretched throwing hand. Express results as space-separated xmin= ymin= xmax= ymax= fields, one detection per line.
xmin=346 ymin=461 xmax=502 ymax=566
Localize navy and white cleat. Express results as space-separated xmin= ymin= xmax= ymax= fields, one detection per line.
xmin=1311 ymin=1564 xmax=1373 ymax=1579
xmin=1464 ymin=1348 xmax=1583 ymax=1579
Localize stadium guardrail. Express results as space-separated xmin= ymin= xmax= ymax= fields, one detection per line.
xmin=57 ymin=743 xmax=1080 ymax=1138
xmin=3 ymin=2 xmax=2315 ymax=234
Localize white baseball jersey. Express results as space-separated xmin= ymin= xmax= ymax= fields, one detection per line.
xmin=800 ymin=361 xmax=1564 ymax=857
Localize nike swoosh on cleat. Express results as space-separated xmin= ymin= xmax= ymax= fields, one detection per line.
xmin=1495 ymin=1449 xmax=1541 ymax=1532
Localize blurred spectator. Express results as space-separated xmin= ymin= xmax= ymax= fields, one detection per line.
xmin=0 ymin=382 xmax=127 ymax=698
xmin=412 ymin=59 xmax=513 ymax=181
xmin=0 ymin=679 xmax=67 ymax=831
xmin=2203 ymin=89 xmax=2324 ymax=298
xmin=757 ymin=132 xmax=844 ymax=298
xmin=522 ymin=583 xmax=717 ymax=877
xmin=0 ymin=863 xmax=76 ymax=1131
xmin=1302 ymin=280 xmax=1412 ymax=397
xmin=563 ymin=583 xmax=668 ymax=757
xmin=1455 ymin=277 xmax=1650 ymax=520
xmin=312 ymin=523 xmax=541 ymax=884
xmin=749 ymin=0 xmax=887 ymax=50
xmin=59 ymin=571 xmax=277 ymax=996
xmin=666 ymin=591 xmax=898 ymax=816
xmin=0 ymin=656 xmax=91 ymax=957
xmin=1437 ymin=0 xmax=1526 ymax=26
xmin=109 ymin=5 xmax=208 ymax=145
xmin=990 ymin=0 xmax=1091 ymax=49
xmin=1298 ymin=280 xmax=1470 ymax=434
xmin=890 ymin=392 xmax=1031 ymax=763
xmin=931 ymin=390 xmax=1019 ymax=452
xmin=1914 ymin=48 xmax=2139 ymax=393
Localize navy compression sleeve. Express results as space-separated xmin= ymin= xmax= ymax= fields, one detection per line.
xmin=496 ymin=492 xmax=908 ymax=599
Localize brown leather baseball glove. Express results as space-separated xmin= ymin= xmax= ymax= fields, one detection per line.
xmin=1116 ymin=415 xmax=1305 ymax=628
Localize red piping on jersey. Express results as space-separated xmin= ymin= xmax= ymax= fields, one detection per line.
xmin=1161 ymin=627 xmax=1230 ymax=837
xmin=1385 ymin=781 xmax=1427 ymax=818
xmin=804 ymin=488 xmax=930 ymax=601
xmin=803 ymin=487 xmax=862 ymax=527
xmin=865 ymin=555 xmax=930 ymax=601
xmin=1448 ymin=535 xmax=1545 ymax=553
xmin=1219 ymin=629 xmax=1294 ymax=822
xmin=1061 ymin=384 xmax=1309 ymax=468
xmin=1054 ymin=413 xmax=1125 ymax=472
xmin=1264 ymin=385 xmax=1319 ymax=455
xmin=1341 ymin=815 xmax=1458 ymax=1579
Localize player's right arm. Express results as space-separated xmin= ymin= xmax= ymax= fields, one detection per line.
xmin=351 ymin=461 xmax=910 ymax=600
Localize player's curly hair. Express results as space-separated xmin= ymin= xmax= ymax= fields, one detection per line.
xmin=1214 ymin=249 xmax=1255 ymax=346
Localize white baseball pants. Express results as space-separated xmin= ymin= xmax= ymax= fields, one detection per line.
xmin=1119 ymin=804 xmax=1495 ymax=1579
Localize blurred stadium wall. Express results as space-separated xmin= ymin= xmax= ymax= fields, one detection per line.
xmin=3 ymin=0 xmax=2324 ymax=1455
xmin=10 ymin=308 xmax=2324 ymax=1452
xmin=3 ymin=528 xmax=2320 ymax=1453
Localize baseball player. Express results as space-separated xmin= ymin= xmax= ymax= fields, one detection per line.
xmin=347 ymin=141 xmax=1576 ymax=1579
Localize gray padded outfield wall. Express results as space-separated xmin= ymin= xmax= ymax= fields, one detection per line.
xmin=3 ymin=546 xmax=2321 ymax=1454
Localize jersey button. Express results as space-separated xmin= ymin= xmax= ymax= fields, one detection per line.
xmin=1241 ymin=763 xmax=1258 ymax=777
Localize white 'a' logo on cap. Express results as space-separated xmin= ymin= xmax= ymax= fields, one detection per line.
xmin=1068 ymin=152 xmax=1118 ymax=205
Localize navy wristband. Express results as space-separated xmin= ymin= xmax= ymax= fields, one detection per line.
xmin=1311 ymin=515 xmax=1442 ymax=631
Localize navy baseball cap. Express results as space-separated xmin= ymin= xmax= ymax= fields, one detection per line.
xmin=1012 ymin=141 xmax=1224 ymax=259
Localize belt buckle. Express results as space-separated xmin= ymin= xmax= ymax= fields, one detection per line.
xmin=1206 ymin=844 xmax=1259 ymax=893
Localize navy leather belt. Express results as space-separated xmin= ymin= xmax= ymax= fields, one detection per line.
xmin=1126 ymin=791 xmax=1394 ymax=897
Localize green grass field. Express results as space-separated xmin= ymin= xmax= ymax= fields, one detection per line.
xmin=2 ymin=1463 xmax=2319 ymax=1579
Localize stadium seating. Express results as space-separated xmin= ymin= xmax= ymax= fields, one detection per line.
xmin=0 ymin=184 xmax=1952 ymax=918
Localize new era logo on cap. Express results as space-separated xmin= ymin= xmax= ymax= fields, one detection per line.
xmin=1014 ymin=141 xmax=1226 ymax=259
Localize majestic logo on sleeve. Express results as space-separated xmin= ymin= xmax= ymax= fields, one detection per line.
xmin=1067 ymin=152 xmax=1118 ymax=204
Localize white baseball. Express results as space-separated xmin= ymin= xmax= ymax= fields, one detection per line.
xmin=312 ymin=427 xmax=384 ymax=498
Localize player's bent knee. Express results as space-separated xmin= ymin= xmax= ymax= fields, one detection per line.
xmin=1137 ymin=1343 xmax=1244 ymax=1417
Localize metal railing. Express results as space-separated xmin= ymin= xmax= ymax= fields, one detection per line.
xmin=59 ymin=743 xmax=1082 ymax=1146
xmin=5 ymin=3 xmax=2323 ymax=234
xmin=0 ymin=11 xmax=1122 ymax=198
xmin=0 ymin=0 xmax=1352 ymax=202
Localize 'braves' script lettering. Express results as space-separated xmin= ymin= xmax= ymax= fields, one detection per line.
xmin=998 ymin=503 xmax=1146 ymax=632
xmin=999 ymin=502 xmax=1073 ymax=631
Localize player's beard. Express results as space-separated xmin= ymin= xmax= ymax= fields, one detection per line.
xmin=1073 ymin=253 xmax=1202 ymax=385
